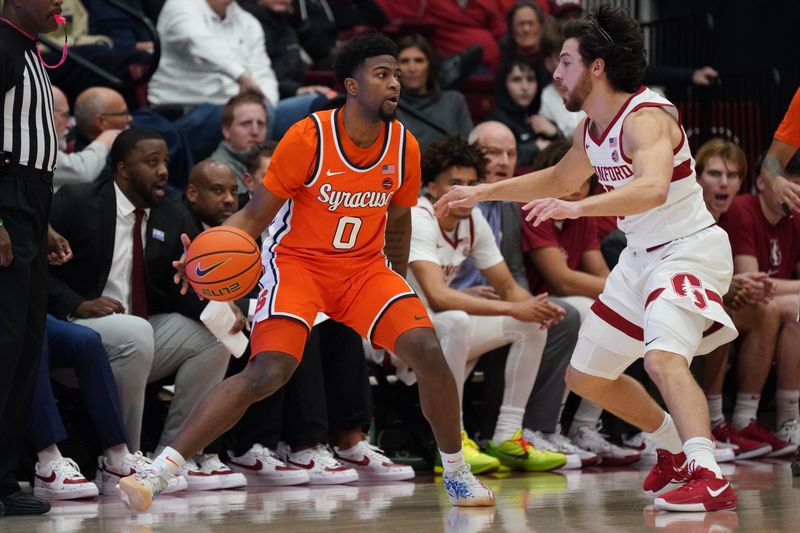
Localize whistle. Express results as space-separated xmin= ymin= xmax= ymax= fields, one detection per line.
xmin=54 ymin=14 xmax=66 ymax=25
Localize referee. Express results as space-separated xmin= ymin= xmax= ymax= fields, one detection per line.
xmin=0 ymin=0 xmax=63 ymax=517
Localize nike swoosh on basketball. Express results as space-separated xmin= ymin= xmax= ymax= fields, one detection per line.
xmin=707 ymin=482 xmax=729 ymax=497
xmin=195 ymin=258 xmax=229 ymax=277
xmin=326 ymin=169 xmax=346 ymax=176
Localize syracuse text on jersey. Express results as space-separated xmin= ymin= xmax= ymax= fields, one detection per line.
xmin=316 ymin=182 xmax=395 ymax=212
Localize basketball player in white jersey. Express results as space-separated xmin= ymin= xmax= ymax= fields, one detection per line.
xmin=435 ymin=5 xmax=737 ymax=512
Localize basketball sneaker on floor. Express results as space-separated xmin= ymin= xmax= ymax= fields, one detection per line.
xmin=485 ymin=429 xmax=567 ymax=472
xmin=118 ymin=467 xmax=173 ymax=512
xmin=737 ymin=420 xmax=796 ymax=457
xmin=711 ymin=421 xmax=772 ymax=459
xmin=654 ymin=466 xmax=736 ymax=512
xmin=178 ymin=454 xmax=247 ymax=490
xmin=227 ymin=444 xmax=309 ymax=486
xmin=283 ymin=444 xmax=359 ymax=484
xmin=523 ymin=429 xmax=595 ymax=469
xmin=34 ymin=458 xmax=99 ymax=500
xmin=94 ymin=452 xmax=186 ymax=495
xmin=442 ymin=465 xmax=495 ymax=507
xmin=569 ymin=425 xmax=641 ymax=466
xmin=334 ymin=440 xmax=415 ymax=481
xmin=623 ymin=433 xmax=659 ymax=465
xmin=643 ymin=449 xmax=689 ymax=493
xmin=774 ymin=419 xmax=800 ymax=447
xmin=434 ymin=431 xmax=500 ymax=475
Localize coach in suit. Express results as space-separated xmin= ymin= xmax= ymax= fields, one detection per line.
xmin=48 ymin=128 xmax=229 ymax=454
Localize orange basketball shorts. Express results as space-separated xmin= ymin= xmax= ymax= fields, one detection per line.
xmin=250 ymin=255 xmax=433 ymax=360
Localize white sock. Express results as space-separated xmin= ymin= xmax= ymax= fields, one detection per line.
xmin=683 ymin=437 xmax=722 ymax=478
xmin=335 ymin=441 xmax=365 ymax=457
xmin=37 ymin=444 xmax=63 ymax=467
xmin=706 ymin=394 xmax=724 ymax=427
xmin=493 ymin=406 xmax=524 ymax=443
xmin=570 ymin=399 xmax=603 ymax=435
xmin=731 ymin=393 xmax=760 ymax=429
xmin=440 ymin=448 xmax=466 ymax=473
xmin=103 ymin=443 xmax=131 ymax=467
xmin=645 ymin=412 xmax=683 ymax=454
xmin=154 ymin=446 xmax=186 ymax=477
xmin=775 ymin=389 xmax=800 ymax=428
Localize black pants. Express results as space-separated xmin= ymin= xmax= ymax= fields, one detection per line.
xmin=222 ymin=320 xmax=372 ymax=456
xmin=0 ymin=170 xmax=52 ymax=497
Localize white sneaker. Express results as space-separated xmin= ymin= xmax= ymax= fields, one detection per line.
xmin=442 ymin=465 xmax=495 ymax=507
xmin=776 ymin=419 xmax=800 ymax=445
xmin=713 ymin=441 xmax=737 ymax=463
xmin=622 ymin=433 xmax=658 ymax=465
xmin=568 ymin=425 xmax=641 ymax=466
xmin=227 ymin=444 xmax=309 ymax=486
xmin=334 ymin=440 xmax=415 ymax=481
xmin=284 ymin=444 xmax=359 ymax=485
xmin=523 ymin=429 xmax=596 ymax=469
xmin=34 ymin=457 xmax=99 ymax=500
xmin=94 ymin=452 xmax=186 ymax=495
xmin=195 ymin=453 xmax=247 ymax=489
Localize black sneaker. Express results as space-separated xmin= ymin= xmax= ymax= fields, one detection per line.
xmin=0 ymin=491 xmax=51 ymax=516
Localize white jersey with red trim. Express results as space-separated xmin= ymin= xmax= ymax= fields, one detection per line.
xmin=584 ymin=86 xmax=714 ymax=249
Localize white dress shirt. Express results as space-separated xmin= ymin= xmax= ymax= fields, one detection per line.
xmin=103 ymin=183 xmax=150 ymax=314
xmin=148 ymin=0 xmax=279 ymax=107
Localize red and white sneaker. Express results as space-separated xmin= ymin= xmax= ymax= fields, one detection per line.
xmin=227 ymin=444 xmax=309 ymax=486
xmin=334 ymin=440 xmax=415 ymax=481
xmin=284 ymin=444 xmax=359 ymax=485
xmin=194 ymin=453 xmax=247 ymax=489
xmin=654 ymin=466 xmax=736 ymax=512
xmin=712 ymin=421 xmax=771 ymax=459
xmin=569 ymin=425 xmax=641 ymax=466
xmin=643 ymin=449 xmax=689 ymax=493
xmin=737 ymin=420 xmax=797 ymax=458
xmin=34 ymin=457 xmax=99 ymax=500
xmin=94 ymin=452 xmax=187 ymax=495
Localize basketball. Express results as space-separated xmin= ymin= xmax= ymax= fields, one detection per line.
xmin=184 ymin=226 xmax=262 ymax=302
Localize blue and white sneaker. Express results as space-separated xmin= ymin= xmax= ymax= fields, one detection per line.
xmin=442 ymin=465 xmax=495 ymax=507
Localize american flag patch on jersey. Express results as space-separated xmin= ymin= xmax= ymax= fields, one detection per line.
xmin=382 ymin=164 xmax=396 ymax=174
xmin=609 ymin=137 xmax=617 ymax=147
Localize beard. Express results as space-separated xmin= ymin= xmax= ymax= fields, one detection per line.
xmin=564 ymin=70 xmax=592 ymax=112
xmin=378 ymin=107 xmax=396 ymax=122
xmin=131 ymin=179 xmax=164 ymax=208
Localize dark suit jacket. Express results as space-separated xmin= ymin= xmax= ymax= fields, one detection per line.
xmin=48 ymin=179 xmax=204 ymax=319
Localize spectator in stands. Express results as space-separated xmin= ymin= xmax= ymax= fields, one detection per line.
xmin=499 ymin=1 xmax=550 ymax=80
xmin=47 ymin=129 xmax=236 ymax=492
xmin=451 ymin=122 xmax=592 ymax=468
xmin=691 ymin=139 xmax=794 ymax=459
xmin=394 ymin=34 xmax=473 ymax=148
xmin=488 ymin=57 xmax=561 ymax=166
xmin=241 ymin=0 xmax=337 ymax=101
xmin=52 ymin=86 xmax=121 ymax=191
xmin=721 ymin=151 xmax=800 ymax=447
xmin=209 ymin=94 xmax=269 ymax=193
xmin=148 ymin=0 xmax=321 ymax=161
xmin=407 ymin=136 xmax=568 ymax=474
xmin=548 ymin=0 xmax=582 ymax=26
xmin=73 ymin=87 xmax=132 ymax=150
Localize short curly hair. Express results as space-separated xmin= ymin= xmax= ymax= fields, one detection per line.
xmin=334 ymin=33 xmax=398 ymax=85
xmin=421 ymin=136 xmax=487 ymax=185
xmin=562 ymin=4 xmax=647 ymax=93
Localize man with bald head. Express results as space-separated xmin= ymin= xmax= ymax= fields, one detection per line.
xmin=184 ymin=160 xmax=239 ymax=230
xmin=53 ymin=86 xmax=121 ymax=191
xmin=450 ymin=121 xmax=586 ymax=467
xmin=74 ymin=86 xmax=132 ymax=148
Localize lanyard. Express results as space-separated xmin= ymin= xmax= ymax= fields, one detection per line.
xmin=0 ymin=14 xmax=68 ymax=69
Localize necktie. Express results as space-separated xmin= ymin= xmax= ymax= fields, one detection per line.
xmin=131 ymin=208 xmax=148 ymax=318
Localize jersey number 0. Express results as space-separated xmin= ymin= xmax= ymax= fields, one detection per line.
xmin=332 ymin=216 xmax=363 ymax=249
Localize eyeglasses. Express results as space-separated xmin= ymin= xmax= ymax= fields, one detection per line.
xmin=101 ymin=111 xmax=131 ymax=118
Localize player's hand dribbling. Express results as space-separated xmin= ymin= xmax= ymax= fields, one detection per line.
xmin=433 ymin=184 xmax=487 ymax=217
xmin=522 ymin=198 xmax=582 ymax=226
xmin=173 ymin=233 xmax=204 ymax=298
xmin=508 ymin=294 xmax=565 ymax=327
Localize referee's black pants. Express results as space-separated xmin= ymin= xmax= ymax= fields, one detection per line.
xmin=0 ymin=171 xmax=51 ymax=497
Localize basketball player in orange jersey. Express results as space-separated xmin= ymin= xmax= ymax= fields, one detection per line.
xmin=436 ymin=6 xmax=738 ymax=512
xmin=117 ymin=33 xmax=494 ymax=511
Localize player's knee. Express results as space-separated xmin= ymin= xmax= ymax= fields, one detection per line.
xmin=643 ymin=351 xmax=689 ymax=385
xmin=395 ymin=328 xmax=447 ymax=377
xmin=243 ymin=353 xmax=297 ymax=400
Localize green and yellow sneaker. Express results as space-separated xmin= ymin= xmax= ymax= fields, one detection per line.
xmin=435 ymin=431 xmax=501 ymax=475
xmin=485 ymin=429 xmax=567 ymax=472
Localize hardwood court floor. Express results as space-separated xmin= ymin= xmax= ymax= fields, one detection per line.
xmin=2 ymin=459 xmax=799 ymax=532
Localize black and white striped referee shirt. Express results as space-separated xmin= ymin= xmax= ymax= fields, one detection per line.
xmin=0 ymin=20 xmax=57 ymax=172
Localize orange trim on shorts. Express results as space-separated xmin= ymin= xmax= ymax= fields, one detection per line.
xmin=250 ymin=317 xmax=310 ymax=361
xmin=371 ymin=295 xmax=434 ymax=352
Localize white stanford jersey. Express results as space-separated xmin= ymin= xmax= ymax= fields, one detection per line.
xmin=584 ymin=86 xmax=714 ymax=249
xmin=408 ymin=196 xmax=504 ymax=308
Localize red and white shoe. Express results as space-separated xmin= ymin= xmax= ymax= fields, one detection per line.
xmin=227 ymin=444 xmax=309 ymax=486
xmin=654 ymin=466 xmax=736 ymax=512
xmin=643 ymin=449 xmax=689 ymax=493
xmin=34 ymin=457 xmax=99 ymax=500
xmin=95 ymin=452 xmax=187 ymax=495
xmin=195 ymin=453 xmax=247 ymax=489
xmin=737 ymin=420 xmax=797 ymax=458
xmin=712 ymin=421 xmax=771 ymax=459
xmin=284 ymin=444 xmax=359 ymax=485
xmin=334 ymin=440 xmax=415 ymax=481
